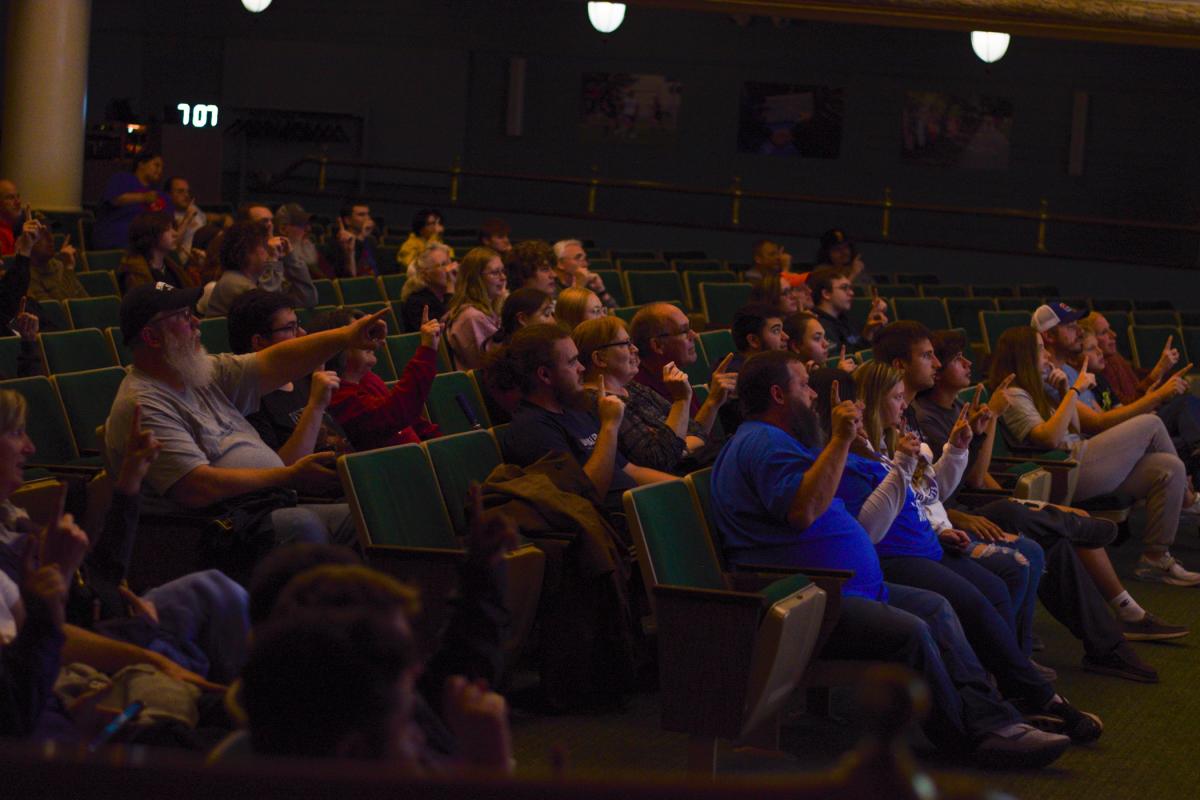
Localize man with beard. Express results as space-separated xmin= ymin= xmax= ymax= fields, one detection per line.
xmin=709 ymin=350 xmax=1070 ymax=767
xmin=104 ymin=283 xmax=388 ymax=559
xmin=495 ymin=323 xmax=674 ymax=515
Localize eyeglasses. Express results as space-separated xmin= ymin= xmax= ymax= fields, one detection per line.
xmin=596 ymin=340 xmax=636 ymax=351
xmin=270 ymin=321 xmax=302 ymax=336
xmin=151 ymin=306 xmax=195 ymax=326
xmin=483 ymin=269 xmax=507 ymax=278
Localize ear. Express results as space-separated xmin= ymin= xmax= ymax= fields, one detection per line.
xmin=139 ymin=325 xmax=162 ymax=350
xmin=747 ymin=333 xmax=763 ymax=352
xmin=250 ymin=332 xmax=270 ymax=352
xmin=890 ymin=357 xmax=907 ymax=373
xmin=534 ymin=363 xmax=553 ymax=388
xmin=769 ymin=383 xmax=786 ymax=406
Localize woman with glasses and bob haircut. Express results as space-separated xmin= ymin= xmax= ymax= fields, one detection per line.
xmin=445 ymin=246 xmax=507 ymax=370
xmin=573 ymin=316 xmax=710 ymax=473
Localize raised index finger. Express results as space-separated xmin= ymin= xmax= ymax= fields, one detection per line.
xmin=421 ymin=304 xmax=429 ymax=325
xmin=971 ymin=383 xmax=983 ymax=407
xmin=831 ymin=379 xmax=841 ymax=406
xmin=18 ymin=296 xmax=26 ymax=315
xmin=129 ymin=403 xmax=142 ymax=437
xmin=715 ymin=352 xmax=734 ymax=373
xmin=1164 ymin=335 xmax=1173 ymax=351
xmin=998 ymin=373 xmax=1015 ymax=391
xmin=1177 ymin=362 xmax=1193 ymax=379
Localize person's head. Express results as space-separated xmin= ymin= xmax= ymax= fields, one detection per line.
xmin=816 ymin=228 xmax=856 ymax=268
xmin=629 ymin=302 xmax=698 ymax=369
xmin=505 ymin=240 xmax=556 ymax=294
xmin=0 ymin=179 xmax=21 ymax=223
xmin=928 ymin=328 xmax=972 ymax=393
xmin=411 ymin=208 xmax=444 ymax=240
xmin=340 ymin=199 xmax=372 ymax=236
xmin=132 ymin=151 xmax=163 ymax=185
xmin=793 ymin=279 xmax=814 ymax=312
xmin=873 ymin=321 xmax=939 ymax=393
xmin=165 ymin=176 xmax=191 ymax=212
xmin=1080 ymin=330 xmax=1106 ymax=372
xmin=127 ymin=212 xmax=177 ymax=260
xmin=237 ymin=203 xmax=275 ymax=237
xmin=478 ymin=218 xmax=512 ymax=253
xmin=487 ymin=323 xmax=581 ymax=403
xmin=0 ymin=389 xmax=35 ymax=502
xmin=228 ymin=290 xmax=300 ymax=355
xmin=552 ymin=239 xmax=587 ymax=281
xmin=782 ymin=311 xmax=828 ymax=363
xmin=248 ymin=543 xmax=363 ymax=626
xmin=750 ymin=274 xmax=799 ymax=316
xmin=807 ymin=267 xmax=853 ymax=314
xmin=494 ymin=287 xmax=554 ymax=345
xmin=310 ymin=308 xmax=374 ymax=378
xmin=853 ymin=360 xmax=906 ymax=451
xmin=410 ymin=242 xmax=455 ymax=297
xmin=738 ymin=351 xmax=821 ymax=447
xmin=555 ymin=287 xmax=604 ymax=331
xmin=989 ymin=326 xmax=1052 ymax=419
xmin=275 ymin=203 xmax=311 ymax=241
xmin=574 ymin=316 xmax=638 ymax=387
xmin=221 ymin=221 xmax=271 ymax=276
xmin=449 ymin=246 xmax=506 ymax=317
xmin=1033 ymin=303 xmax=1086 ymax=362
xmin=732 ymin=303 xmax=789 ymax=354
xmin=241 ymin=608 xmax=421 ymax=761
xmin=751 ymin=240 xmax=784 ymax=274
xmin=121 ymin=283 xmax=209 ymax=387
xmin=1080 ymin=312 xmax=1118 ymax=358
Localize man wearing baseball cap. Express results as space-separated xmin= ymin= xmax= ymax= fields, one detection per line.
xmin=104 ymin=282 xmax=390 ymax=574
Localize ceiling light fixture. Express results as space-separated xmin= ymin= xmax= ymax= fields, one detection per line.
xmin=970 ymin=31 xmax=1010 ymax=63
xmin=241 ymin=0 xmax=272 ymax=12
xmin=588 ymin=2 xmax=626 ymax=34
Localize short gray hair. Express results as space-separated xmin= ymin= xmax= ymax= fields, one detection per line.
xmin=552 ymin=239 xmax=582 ymax=261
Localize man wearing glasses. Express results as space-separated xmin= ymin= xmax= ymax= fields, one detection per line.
xmin=166 ymin=176 xmax=207 ymax=259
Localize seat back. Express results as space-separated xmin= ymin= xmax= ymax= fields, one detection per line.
xmin=681 ymin=341 xmax=712 ymax=387
xmin=337 ymin=276 xmax=385 ymax=304
xmin=65 ymin=296 xmax=121 ymax=330
xmin=593 ymin=269 xmax=626 ymax=306
xmin=52 ymin=366 xmax=126 ymax=454
xmin=625 ymin=271 xmax=685 ymax=306
xmin=979 ymin=311 xmax=1033 ymax=352
xmin=312 ymin=279 xmax=341 ymax=307
xmin=387 ymin=332 xmax=451 ymax=374
xmin=199 ymin=317 xmax=232 ymax=355
xmin=892 ymin=298 xmax=950 ymax=331
xmin=36 ymin=299 xmax=70 ymax=331
xmin=0 ymin=376 xmax=79 ymax=463
xmin=0 ymin=336 xmax=20 ymax=378
xmin=698 ymin=330 xmax=735 ymax=369
xmin=76 ymin=271 xmax=120 ymax=298
xmin=424 ymin=429 xmax=502 ymax=534
xmin=682 ymin=271 xmax=735 ymax=310
xmin=946 ymin=298 xmax=996 ymax=343
xmin=683 ymin=468 xmax=727 ymax=568
xmin=700 ymin=283 xmax=752 ymax=328
xmin=1129 ymin=325 xmax=1184 ymax=369
xmin=425 ymin=371 xmax=490 ymax=434
xmin=40 ymin=328 xmax=117 ymax=373
xmin=105 ymin=327 xmax=134 ymax=366
xmin=81 ymin=249 xmax=123 ymax=272
xmin=337 ymin=443 xmax=458 ymax=549
xmin=617 ymin=258 xmax=670 ymax=272
xmin=380 ymin=274 xmax=408 ymax=303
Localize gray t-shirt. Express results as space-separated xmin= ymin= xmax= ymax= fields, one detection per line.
xmin=1000 ymin=386 xmax=1083 ymax=453
xmin=104 ymin=353 xmax=279 ymax=503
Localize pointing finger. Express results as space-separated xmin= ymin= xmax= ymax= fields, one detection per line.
xmin=715 ymin=352 xmax=734 ymax=374
xmin=18 ymin=296 xmax=26 ymax=315
xmin=421 ymin=305 xmax=429 ymax=325
xmin=831 ymin=379 xmax=841 ymax=407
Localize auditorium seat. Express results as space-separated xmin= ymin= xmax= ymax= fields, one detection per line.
xmin=39 ymin=328 xmax=118 ymax=373
xmin=198 ymin=317 xmax=232 ymax=354
xmin=423 ymin=428 xmax=502 ymax=535
xmin=700 ymin=283 xmax=752 ymax=328
xmin=980 ymin=310 xmax=1034 ymax=352
xmin=892 ymin=298 xmax=951 ymax=331
xmin=683 ymin=271 xmax=735 ymax=310
xmin=624 ymin=271 xmax=685 ymax=306
xmin=1129 ymin=325 xmax=1184 ymax=369
xmin=594 ymin=269 xmax=627 ymax=306
xmin=672 ymin=259 xmax=723 ymax=272
xmin=0 ymin=376 xmax=101 ymax=473
xmin=380 ymin=274 xmax=408 ymax=303
xmin=76 ymin=271 xmax=120 ymax=297
xmin=874 ymin=284 xmax=917 ymax=298
xmin=424 ymin=371 xmax=490 ymax=434
xmin=698 ymin=329 xmax=735 ymax=368
xmin=618 ymin=258 xmax=671 ymax=272
xmin=387 ymin=333 xmax=452 ymax=374
xmin=312 ymin=278 xmax=341 ymax=307
xmin=337 ymin=276 xmax=385 ymax=304
xmin=1131 ymin=310 xmax=1181 ymax=327
xmin=81 ymin=249 xmax=123 ymax=272
xmin=35 ymin=299 xmax=69 ymax=331
xmin=65 ymin=296 xmax=121 ymax=330
xmin=52 ymin=366 xmax=125 ymax=455
xmin=0 ymin=337 xmax=20 ymax=377
xmin=104 ymin=327 xmax=133 ymax=366
xmin=919 ymin=284 xmax=969 ymax=298
xmin=946 ymin=298 xmax=997 ymax=343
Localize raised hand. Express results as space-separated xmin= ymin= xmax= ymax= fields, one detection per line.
xmin=308 ymin=370 xmax=341 ymax=410
xmin=596 ymin=383 xmax=626 ymax=428
xmin=40 ymin=511 xmax=89 ymax=585
xmin=114 ymin=404 xmax=162 ymax=495
xmin=267 ymin=235 xmax=292 ymax=260
xmin=707 ymin=352 xmax=737 ymax=407
xmin=336 ymin=217 xmax=355 ymax=252
xmin=15 ymin=211 xmax=44 ymax=257
xmin=12 ymin=297 xmax=38 ymax=341
xmin=418 ymin=304 xmax=443 ymax=350
xmin=1153 ymin=363 xmax=1191 ymax=401
xmin=836 ymin=345 xmax=855 ymax=373
xmin=965 ymin=383 xmax=991 ymax=433
xmin=58 ymin=234 xmax=77 ymax=270
xmin=288 ymin=451 xmax=340 ymax=493
xmin=1072 ymin=364 xmax=1095 ymax=394
xmin=949 ymin=402 xmax=974 ymax=449
xmin=829 ymin=379 xmax=865 ymax=444
xmin=988 ymin=373 xmax=1014 ymax=416
xmin=662 ymin=361 xmax=692 ymax=403
xmin=346 ymin=307 xmax=389 ymax=349
xmin=894 ymin=430 xmax=922 ymax=461
xmin=1155 ymin=335 xmax=1181 ymax=374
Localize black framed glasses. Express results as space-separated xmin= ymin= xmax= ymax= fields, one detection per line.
xmin=596 ymin=340 xmax=636 ymax=351
xmin=269 ymin=321 xmax=302 ymax=336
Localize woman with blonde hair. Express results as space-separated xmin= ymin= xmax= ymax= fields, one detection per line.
xmin=400 ymin=241 xmax=457 ymax=332
xmin=826 ymin=361 xmax=1100 ymax=743
xmin=445 ymin=246 xmax=507 ymax=370
xmin=573 ymin=316 xmax=711 ymax=473
xmin=555 ymin=287 xmax=605 ymax=331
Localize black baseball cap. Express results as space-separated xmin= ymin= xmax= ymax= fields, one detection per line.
xmin=120 ymin=282 xmax=203 ymax=344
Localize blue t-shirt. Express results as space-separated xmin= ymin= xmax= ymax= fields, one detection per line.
xmin=1059 ymin=362 xmax=1100 ymax=407
xmin=837 ymin=454 xmax=943 ymax=562
xmin=710 ymin=420 xmax=887 ymax=601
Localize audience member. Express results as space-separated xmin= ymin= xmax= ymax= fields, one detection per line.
xmin=478 ymin=218 xmax=512 ymax=254
xmin=745 ymin=239 xmax=791 ymax=284
xmin=229 ymin=291 xmax=351 ymax=466
xmin=311 ymin=307 xmax=441 ymax=448
xmin=445 ymin=247 xmax=506 ymax=370
xmin=400 ymin=242 xmax=456 ymax=332
xmin=504 ymin=239 xmax=556 ymax=294
xmin=808 ymin=267 xmax=888 ymax=352
xmin=716 ymin=303 xmax=790 ymax=436
xmin=226 ymin=204 xmax=317 ymax=309
xmin=988 ymin=326 xmax=1197 ymax=586
xmin=555 ymin=287 xmax=605 ymax=330
xmin=552 ymin=240 xmax=616 ymax=308
xmin=1 ymin=217 xmax=69 ymax=333
xmin=784 ymin=311 xmax=856 ymax=375
xmin=815 ymin=228 xmax=871 ymax=285
xmin=320 ymin=199 xmax=378 ymax=278
xmin=103 ymin=284 xmax=381 ymax=569
xmin=494 ymin=324 xmax=673 ymax=514
xmin=490 ymin=287 xmax=554 ymax=347
xmin=749 ymin=273 xmax=800 ymax=316
xmin=205 ymin=221 xmax=303 ymax=317
xmin=0 ymin=180 xmax=23 ymax=256
xmin=708 ymin=350 xmax=1069 ymax=766
xmin=24 ymin=217 xmax=85 ymax=302
xmin=93 ymin=151 xmax=169 ymax=249
xmin=275 ymin=203 xmax=320 ymax=280
xmin=118 ymin=212 xmax=192 ymax=292
xmin=398 ymin=208 xmax=453 ymax=269
xmin=0 ymin=299 xmax=43 ymax=378
xmin=166 ymin=176 xmax=206 ymax=260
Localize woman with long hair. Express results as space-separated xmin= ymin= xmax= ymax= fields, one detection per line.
xmin=492 ymin=288 xmax=554 ymax=347
xmin=445 ymin=246 xmax=507 ymax=370
xmin=118 ymin=212 xmax=191 ymax=292
xmin=750 ymin=273 xmax=801 ymax=316
xmin=555 ymin=287 xmax=605 ymax=331
xmin=989 ymin=326 xmax=1195 ymax=585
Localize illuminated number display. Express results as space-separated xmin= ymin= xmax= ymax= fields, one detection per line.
xmin=176 ymin=103 xmax=220 ymax=128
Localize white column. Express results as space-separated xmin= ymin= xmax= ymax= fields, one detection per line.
xmin=1 ymin=0 xmax=92 ymax=212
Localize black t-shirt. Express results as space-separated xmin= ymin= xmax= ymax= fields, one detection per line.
xmin=501 ymin=399 xmax=634 ymax=511
xmin=247 ymin=375 xmax=351 ymax=454
xmin=402 ymin=288 xmax=447 ymax=333
xmin=815 ymin=307 xmax=866 ymax=353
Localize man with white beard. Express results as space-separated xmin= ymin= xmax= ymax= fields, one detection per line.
xmin=104 ymin=283 xmax=388 ymax=569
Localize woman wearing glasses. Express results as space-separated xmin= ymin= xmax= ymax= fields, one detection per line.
xmin=445 ymin=247 xmax=507 ymax=370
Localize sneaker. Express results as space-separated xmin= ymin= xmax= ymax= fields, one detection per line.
xmin=1030 ymin=659 xmax=1057 ymax=683
xmin=1133 ymin=553 xmax=1200 ymax=587
xmin=973 ymin=723 xmax=1070 ymax=768
xmin=1082 ymin=643 xmax=1159 ymax=683
xmin=1025 ymin=696 xmax=1103 ymax=744
xmin=1120 ymin=611 xmax=1190 ymax=641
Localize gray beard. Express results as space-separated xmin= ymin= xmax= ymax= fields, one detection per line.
xmin=163 ymin=332 xmax=214 ymax=389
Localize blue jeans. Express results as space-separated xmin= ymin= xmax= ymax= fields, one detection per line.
xmin=882 ymin=555 xmax=1054 ymax=708
xmin=144 ymin=569 xmax=250 ymax=683
xmin=965 ymin=535 xmax=1044 ymax=659
xmin=265 ymin=502 xmax=357 ymax=547
xmin=819 ymin=583 xmax=1020 ymax=749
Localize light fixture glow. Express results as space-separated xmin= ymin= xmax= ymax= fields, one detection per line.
xmin=588 ymin=2 xmax=626 ymax=34
xmin=970 ymin=31 xmax=1010 ymax=63
xmin=241 ymin=0 xmax=272 ymax=12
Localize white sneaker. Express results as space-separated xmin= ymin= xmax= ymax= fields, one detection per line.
xmin=1134 ymin=553 xmax=1200 ymax=587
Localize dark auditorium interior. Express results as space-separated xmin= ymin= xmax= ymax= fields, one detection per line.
xmin=2 ymin=0 xmax=1200 ymax=798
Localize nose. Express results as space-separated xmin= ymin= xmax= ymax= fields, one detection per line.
xmin=21 ymin=433 xmax=35 ymax=455
xmin=630 ymin=343 xmax=639 ymax=355
xmin=781 ymin=332 xmax=790 ymax=344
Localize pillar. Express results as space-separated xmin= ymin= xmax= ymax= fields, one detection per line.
xmin=1 ymin=0 xmax=92 ymax=212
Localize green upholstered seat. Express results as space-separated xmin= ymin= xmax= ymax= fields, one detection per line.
xmin=625 ymin=270 xmax=685 ymax=306
xmin=700 ymin=283 xmax=752 ymax=328
xmin=381 ymin=274 xmax=408 ymax=304
xmin=76 ymin=271 xmax=120 ymax=297
xmin=424 ymin=429 xmax=502 ymax=534
xmin=66 ymin=296 xmax=121 ymax=329
xmin=199 ymin=317 xmax=232 ymax=354
xmin=892 ymin=297 xmax=951 ymax=331
xmin=52 ymin=366 xmax=125 ymax=454
xmin=387 ymin=332 xmax=451 ymax=375
xmin=338 ymin=443 xmax=457 ymax=549
xmin=0 ymin=336 xmax=20 ymax=377
xmin=39 ymin=328 xmax=117 ymax=373
xmin=1129 ymin=325 xmax=1183 ymax=369
xmin=979 ymin=310 xmax=1034 ymax=352
xmin=312 ymin=279 xmax=340 ymax=307
xmin=337 ymin=276 xmax=385 ymax=304
xmin=683 ymin=270 xmax=735 ymax=310
xmin=946 ymin=298 xmax=996 ymax=343
xmin=425 ymin=371 xmax=490 ymax=435
xmin=593 ymin=270 xmax=626 ymax=306
xmin=82 ymin=249 xmax=123 ymax=272
xmin=36 ymin=299 xmax=69 ymax=331
xmin=681 ymin=341 xmax=711 ymax=387
xmin=105 ymin=327 xmax=133 ymax=366
xmin=698 ymin=330 xmax=735 ymax=370
xmin=624 ymin=479 xmax=725 ymax=593
xmin=0 ymin=376 xmax=97 ymax=468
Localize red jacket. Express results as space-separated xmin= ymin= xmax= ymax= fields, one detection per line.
xmin=328 ymin=345 xmax=441 ymax=449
